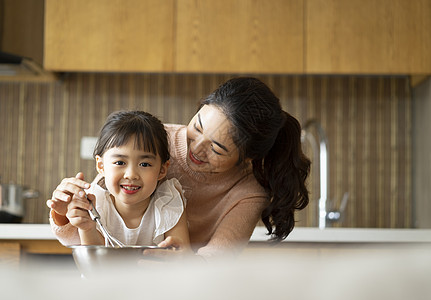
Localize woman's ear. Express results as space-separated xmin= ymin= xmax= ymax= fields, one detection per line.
xmin=158 ymin=160 xmax=170 ymax=181
xmin=244 ymin=157 xmax=252 ymax=165
xmin=95 ymin=155 xmax=105 ymax=175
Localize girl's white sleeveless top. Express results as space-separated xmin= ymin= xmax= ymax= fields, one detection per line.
xmin=86 ymin=178 xmax=185 ymax=246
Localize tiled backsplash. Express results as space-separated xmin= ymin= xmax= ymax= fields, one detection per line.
xmin=0 ymin=74 xmax=411 ymax=228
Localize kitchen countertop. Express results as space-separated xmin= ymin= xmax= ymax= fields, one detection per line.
xmin=1 ymin=224 xmax=431 ymax=243
xmin=251 ymin=226 xmax=431 ymax=243
xmin=0 ymin=224 xmax=55 ymax=240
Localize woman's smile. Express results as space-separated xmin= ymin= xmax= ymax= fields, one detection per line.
xmin=189 ymin=150 xmax=206 ymax=165
xmin=186 ymin=105 xmax=240 ymax=173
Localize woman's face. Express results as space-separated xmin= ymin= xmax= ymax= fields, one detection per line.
xmin=186 ymin=105 xmax=240 ymax=173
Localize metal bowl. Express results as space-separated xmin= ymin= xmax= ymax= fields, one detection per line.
xmin=69 ymin=245 xmax=166 ymax=277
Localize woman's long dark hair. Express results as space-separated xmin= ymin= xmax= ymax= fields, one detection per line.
xmin=202 ymin=77 xmax=311 ymax=241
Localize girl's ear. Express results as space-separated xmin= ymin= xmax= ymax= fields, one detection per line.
xmin=158 ymin=160 xmax=170 ymax=181
xmin=95 ymin=155 xmax=105 ymax=175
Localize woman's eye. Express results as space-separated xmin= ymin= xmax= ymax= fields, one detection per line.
xmin=140 ymin=162 xmax=151 ymax=167
xmin=114 ymin=161 xmax=125 ymax=166
xmin=211 ymin=144 xmax=222 ymax=156
xmin=194 ymin=123 xmax=202 ymax=133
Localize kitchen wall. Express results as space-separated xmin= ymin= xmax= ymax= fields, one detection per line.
xmin=413 ymin=77 xmax=431 ymax=228
xmin=0 ymin=74 xmax=412 ymax=228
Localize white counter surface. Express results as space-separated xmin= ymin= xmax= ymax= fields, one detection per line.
xmin=251 ymin=226 xmax=431 ymax=243
xmin=0 ymin=224 xmax=55 ymax=240
xmin=1 ymin=224 xmax=431 ymax=243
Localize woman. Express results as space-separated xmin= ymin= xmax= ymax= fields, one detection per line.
xmin=48 ymin=77 xmax=311 ymax=260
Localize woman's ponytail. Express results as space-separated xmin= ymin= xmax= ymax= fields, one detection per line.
xmin=254 ymin=112 xmax=311 ymax=241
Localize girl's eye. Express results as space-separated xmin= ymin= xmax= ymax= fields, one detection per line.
xmin=140 ymin=162 xmax=151 ymax=167
xmin=114 ymin=161 xmax=125 ymax=165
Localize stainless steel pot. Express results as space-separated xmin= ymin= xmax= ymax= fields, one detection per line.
xmin=70 ymin=245 xmax=167 ymax=277
xmin=0 ymin=184 xmax=39 ymax=223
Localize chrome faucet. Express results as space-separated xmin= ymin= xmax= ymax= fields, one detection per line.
xmin=301 ymin=120 xmax=349 ymax=229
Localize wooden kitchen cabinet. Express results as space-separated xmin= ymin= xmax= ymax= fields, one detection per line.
xmin=47 ymin=0 xmax=304 ymax=73
xmin=44 ymin=0 xmax=175 ymax=72
xmin=0 ymin=240 xmax=72 ymax=268
xmin=175 ymin=0 xmax=304 ymax=73
xmin=3 ymin=0 xmax=429 ymax=74
xmin=0 ymin=243 xmax=20 ymax=268
xmin=6 ymin=0 xmax=304 ymax=74
xmin=7 ymin=0 xmax=304 ymax=74
xmin=306 ymin=0 xmax=431 ymax=74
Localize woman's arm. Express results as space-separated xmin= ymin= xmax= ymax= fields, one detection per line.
xmin=47 ymin=172 xmax=92 ymax=245
xmin=47 ymin=172 xmax=91 ymax=225
xmin=156 ymin=197 xmax=267 ymax=260
xmin=196 ymin=197 xmax=267 ymax=259
xmin=49 ymin=216 xmax=80 ymax=246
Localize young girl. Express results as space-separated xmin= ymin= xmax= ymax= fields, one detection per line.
xmin=49 ymin=110 xmax=190 ymax=248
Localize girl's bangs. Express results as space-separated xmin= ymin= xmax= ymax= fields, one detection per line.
xmin=106 ymin=127 xmax=158 ymax=155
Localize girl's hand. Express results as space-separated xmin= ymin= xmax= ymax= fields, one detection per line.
xmin=46 ymin=172 xmax=91 ymax=225
xmin=67 ymin=193 xmax=104 ymax=245
xmin=66 ymin=193 xmax=95 ymax=231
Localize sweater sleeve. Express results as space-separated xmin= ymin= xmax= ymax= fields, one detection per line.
xmin=49 ymin=175 xmax=105 ymax=246
xmin=49 ymin=210 xmax=80 ymax=246
xmin=196 ymin=196 xmax=268 ymax=260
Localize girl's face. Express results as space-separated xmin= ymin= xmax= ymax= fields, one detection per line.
xmin=186 ymin=104 xmax=240 ymax=173
xmin=95 ymin=136 xmax=168 ymax=207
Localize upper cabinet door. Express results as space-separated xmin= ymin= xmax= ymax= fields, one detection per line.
xmin=306 ymin=0 xmax=431 ymax=74
xmin=44 ymin=0 xmax=175 ymax=72
xmin=175 ymin=0 xmax=304 ymax=73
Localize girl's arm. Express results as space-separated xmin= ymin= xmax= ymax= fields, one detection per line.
xmin=144 ymin=211 xmax=194 ymax=261
xmin=160 ymin=211 xmax=191 ymax=251
xmin=155 ymin=178 xmax=191 ymax=252
xmin=78 ymin=227 xmax=104 ymax=245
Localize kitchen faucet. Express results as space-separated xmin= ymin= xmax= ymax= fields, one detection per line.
xmin=301 ymin=120 xmax=349 ymax=229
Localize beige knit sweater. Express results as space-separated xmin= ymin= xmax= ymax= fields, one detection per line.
xmin=50 ymin=124 xmax=269 ymax=259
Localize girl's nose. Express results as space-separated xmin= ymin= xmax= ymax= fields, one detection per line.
xmin=124 ymin=166 xmax=139 ymax=179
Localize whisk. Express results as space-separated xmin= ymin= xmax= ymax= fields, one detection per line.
xmin=87 ymin=198 xmax=125 ymax=248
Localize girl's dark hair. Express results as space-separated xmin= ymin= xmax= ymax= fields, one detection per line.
xmin=93 ymin=110 xmax=170 ymax=164
xmin=202 ymin=77 xmax=311 ymax=241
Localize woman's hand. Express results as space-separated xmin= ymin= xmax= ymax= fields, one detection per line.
xmin=46 ymin=172 xmax=91 ymax=225
xmin=158 ymin=236 xmax=188 ymax=251
xmin=141 ymin=236 xmax=195 ymax=262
